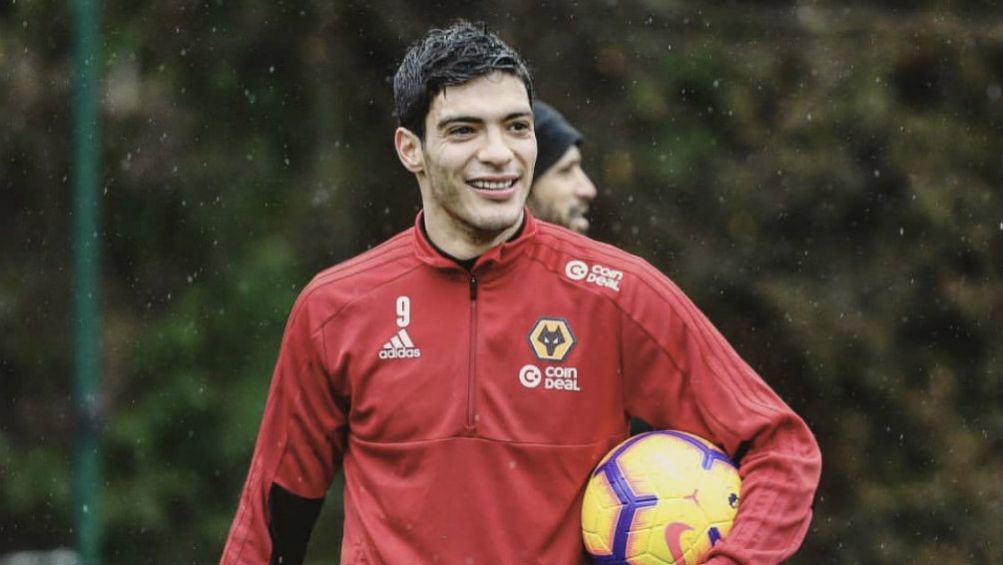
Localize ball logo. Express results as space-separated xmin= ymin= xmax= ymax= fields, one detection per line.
xmin=519 ymin=364 xmax=542 ymax=388
xmin=565 ymin=260 xmax=589 ymax=281
xmin=664 ymin=522 xmax=695 ymax=564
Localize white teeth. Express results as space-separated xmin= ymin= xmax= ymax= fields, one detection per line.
xmin=470 ymin=179 xmax=516 ymax=190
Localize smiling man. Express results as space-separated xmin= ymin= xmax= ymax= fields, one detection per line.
xmin=220 ymin=21 xmax=822 ymax=565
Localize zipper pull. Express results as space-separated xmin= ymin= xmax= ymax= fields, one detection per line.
xmin=469 ymin=275 xmax=478 ymax=300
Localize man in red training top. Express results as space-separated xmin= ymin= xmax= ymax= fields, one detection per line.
xmin=220 ymin=21 xmax=821 ymax=565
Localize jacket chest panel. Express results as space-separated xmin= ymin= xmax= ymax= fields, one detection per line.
xmin=473 ymin=292 xmax=625 ymax=443
xmin=341 ymin=274 xmax=624 ymax=444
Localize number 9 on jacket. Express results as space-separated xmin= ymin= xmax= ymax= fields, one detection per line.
xmin=581 ymin=430 xmax=742 ymax=565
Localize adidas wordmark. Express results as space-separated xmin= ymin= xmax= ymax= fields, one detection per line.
xmin=379 ymin=328 xmax=422 ymax=360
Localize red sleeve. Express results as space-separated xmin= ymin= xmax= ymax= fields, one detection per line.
xmin=621 ymin=268 xmax=822 ymax=565
xmin=219 ymin=289 xmax=348 ymax=565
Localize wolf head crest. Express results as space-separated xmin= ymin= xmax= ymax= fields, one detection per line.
xmin=527 ymin=318 xmax=576 ymax=361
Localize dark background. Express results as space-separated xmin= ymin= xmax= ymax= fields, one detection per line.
xmin=2 ymin=1 xmax=1001 ymax=564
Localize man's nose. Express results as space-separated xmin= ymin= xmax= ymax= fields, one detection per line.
xmin=478 ymin=128 xmax=514 ymax=166
xmin=576 ymin=170 xmax=598 ymax=200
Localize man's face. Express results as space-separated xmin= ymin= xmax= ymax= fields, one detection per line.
xmin=410 ymin=72 xmax=536 ymax=248
xmin=527 ymin=145 xmax=597 ymax=234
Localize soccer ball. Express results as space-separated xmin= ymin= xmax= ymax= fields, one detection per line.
xmin=581 ymin=430 xmax=742 ymax=565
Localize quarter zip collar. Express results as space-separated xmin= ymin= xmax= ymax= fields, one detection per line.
xmin=412 ymin=208 xmax=538 ymax=274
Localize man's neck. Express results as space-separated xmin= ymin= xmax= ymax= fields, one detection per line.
xmin=421 ymin=212 xmax=526 ymax=269
xmin=422 ymin=209 xmax=524 ymax=261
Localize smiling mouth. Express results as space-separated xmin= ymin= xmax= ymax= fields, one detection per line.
xmin=468 ymin=178 xmax=518 ymax=190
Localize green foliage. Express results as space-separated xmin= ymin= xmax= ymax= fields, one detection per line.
xmin=2 ymin=2 xmax=1001 ymax=564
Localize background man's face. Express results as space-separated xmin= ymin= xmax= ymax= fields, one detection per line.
xmin=528 ymin=145 xmax=597 ymax=234
xmin=417 ymin=72 xmax=537 ymax=242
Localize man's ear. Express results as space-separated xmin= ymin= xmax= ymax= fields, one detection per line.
xmin=394 ymin=127 xmax=424 ymax=174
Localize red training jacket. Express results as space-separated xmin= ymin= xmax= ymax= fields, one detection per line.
xmin=220 ymin=211 xmax=822 ymax=565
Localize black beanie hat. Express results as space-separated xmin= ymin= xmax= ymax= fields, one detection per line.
xmin=532 ymin=101 xmax=582 ymax=182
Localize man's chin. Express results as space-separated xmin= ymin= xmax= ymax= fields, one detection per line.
xmin=467 ymin=209 xmax=525 ymax=238
xmin=569 ymin=216 xmax=590 ymax=234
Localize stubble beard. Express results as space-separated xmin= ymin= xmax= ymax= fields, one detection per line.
xmin=431 ymin=171 xmax=522 ymax=244
xmin=448 ymin=199 xmax=520 ymax=244
xmin=530 ymin=196 xmax=572 ymax=230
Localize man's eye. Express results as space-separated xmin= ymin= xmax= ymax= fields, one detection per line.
xmin=510 ymin=121 xmax=531 ymax=132
xmin=449 ymin=126 xmax=474 ymax=136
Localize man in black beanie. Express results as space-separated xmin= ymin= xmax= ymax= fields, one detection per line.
xmin=528 ymin=101 xmax=598 ymax=234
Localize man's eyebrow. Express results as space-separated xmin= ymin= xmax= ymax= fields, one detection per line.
xmin=437 ymin=115 xmax=484 ymax=129
xmin=505 ymin=111 xmax=533 ymax=122
xmin=437 ymin=111 xmax=532 ymax=130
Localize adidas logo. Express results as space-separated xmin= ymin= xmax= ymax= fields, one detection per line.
xmin=378 ymin=328 xmax=422 ymax=360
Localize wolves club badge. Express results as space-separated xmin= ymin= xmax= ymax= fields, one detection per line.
xmin=527 ymin=317 xmax=576 ymax=362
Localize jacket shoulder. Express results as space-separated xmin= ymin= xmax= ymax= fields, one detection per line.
xmin=292 ymin=229 xmax=419 ymax=330
xmin=530 ymin=223 xmax=694 ymax=319
xmin=310 ymin=228 xmax=417 ymax=289
xmin=531 ymin=222 xmax=656 ymax=279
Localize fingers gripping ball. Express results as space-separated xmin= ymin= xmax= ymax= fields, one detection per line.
xmin=581 ymin=431 xmax=742 ymax=565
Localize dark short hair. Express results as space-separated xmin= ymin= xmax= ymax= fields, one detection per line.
xmin=393 ymin=21 xmax=534 ymax=139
